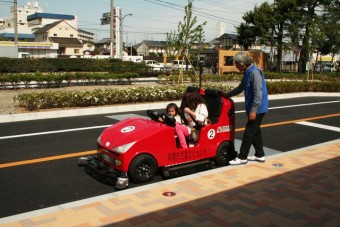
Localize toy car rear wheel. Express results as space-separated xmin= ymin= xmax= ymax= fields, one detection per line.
xmin=129 ymin=154 xmax=157 ymax=183
xmin=215 ymin=141 xmax=237 ymax=166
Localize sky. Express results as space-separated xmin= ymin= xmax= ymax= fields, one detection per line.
xmin=0 ymin=0 xmax=273 ymax=44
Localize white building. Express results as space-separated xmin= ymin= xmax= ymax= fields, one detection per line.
xmin=0 ymin=1 xmax=42 ymax=39
xmin=216 ymin=22 xmax=225 ymax=38
xmin=10 ymin=1 xmax=43 ymax=30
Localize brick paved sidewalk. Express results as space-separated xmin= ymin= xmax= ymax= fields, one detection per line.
xmin=1 ymin=139 xmax=339 ymax=227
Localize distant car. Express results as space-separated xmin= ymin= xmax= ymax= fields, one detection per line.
xmin=172 ymin=60 xmax=193 ymax=71
xmin=314 ymin=63 xmax=335 ymax=73
xmin=79 ymin=87 xmax=237 ymax=189
xmin=143 ymin=60 xmax=164 ymax=71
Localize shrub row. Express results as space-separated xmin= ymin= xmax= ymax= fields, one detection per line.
xmin=14 ymin=85 xmax=193 ymax=111
xmin=0 ymin=72 xmax=141 ymax=88
xmin=266 ymin=81 xmax=340 ymax=93
xmin=14 ymin=81 xmax=339 ymax=111
xmin=0 ymin=58 xmax=149 ymax=73
xmin=2 ymin=70 xmax=338 ymax=89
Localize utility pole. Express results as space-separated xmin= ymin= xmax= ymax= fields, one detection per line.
xmin=14 ymin=0 xmax=18 ymax=45
xmin=110 ymin=0 xmax=114 ymax=58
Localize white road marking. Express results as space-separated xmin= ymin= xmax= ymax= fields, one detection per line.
xmin=295 ymin=121 xmax=340 ymax=132
xmin=1 ymin=100 xmax=339 ymax=140
xmin=0 ymin=125 xmax=112 ymax=140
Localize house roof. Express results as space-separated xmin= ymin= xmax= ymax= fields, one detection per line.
xmin=49 ymin=37 xmax=83 ymax=47
xmin=27 ymin=13 xmax=75 ymax=21
xmin=34 ymin=21 xmax=63 ymax=34
xmin=218 ymin=33 xmax=238 ymax=40
xmin=34 ymin=20 xmax=78 ymax=35
xmin=95 ymin=38 xmax=111 ymax=44
xmin=0 ymin=32 xmax=35 ymax=39
xmin=136 ymin=40 xmax=166 ymax=48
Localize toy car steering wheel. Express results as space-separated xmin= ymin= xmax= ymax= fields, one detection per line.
xmin=146 ymin=110 xmax=160 ymax=121
xmin=160 ymin=113 xmax=176 ymax=127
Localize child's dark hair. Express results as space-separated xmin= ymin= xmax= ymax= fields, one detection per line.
xmin=185 ymin=91 xmax=206 ymax=110
xmin=166 ymin=103 xmax=179 ymax=115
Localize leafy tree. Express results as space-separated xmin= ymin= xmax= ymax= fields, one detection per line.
xmin=236 ymin=11 xmax=258 ymax=50
xmin=321 ymin=0 xmax=340 ymax=61
xmin=294 ymin=0 xmax=335 ymax=73
xmin=236 ymin=1 xmax=296 ymax=72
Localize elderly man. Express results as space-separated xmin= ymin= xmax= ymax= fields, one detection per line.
xmin=220 ymin=51 xmax=269 ymax=165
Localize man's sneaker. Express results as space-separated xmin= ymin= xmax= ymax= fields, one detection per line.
xmin=229 ymin=157 xmax=248 ymax=165
xmin=248 ymin=155 xmax=265 ymax=163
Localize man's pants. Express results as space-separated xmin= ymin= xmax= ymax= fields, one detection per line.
xmin=238 ymin=113 xmax=265 ymax=160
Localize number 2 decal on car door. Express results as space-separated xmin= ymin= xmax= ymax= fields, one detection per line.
xmin=207 ymin=129 xmax=216 ymax=140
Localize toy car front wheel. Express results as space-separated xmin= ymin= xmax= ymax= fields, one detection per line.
xmin=129 ymin=154 xmax=157 ymax=183
xmin=215 ymin=141 xmax=237 ymax=166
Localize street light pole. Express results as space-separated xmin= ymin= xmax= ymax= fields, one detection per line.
xmin=115 ymin=13 xmax=132 ymax=59
xmin=120 ymin=13 xmax=132 ymax=59
xmin=110 ymin=0 xmax=114 ymax=58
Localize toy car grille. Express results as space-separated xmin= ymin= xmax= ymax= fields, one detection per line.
xmin=99 ymin=153 xmax=116 ymax=165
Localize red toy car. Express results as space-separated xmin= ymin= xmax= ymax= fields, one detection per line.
xmin=79 ymin=87 xmax=237 ymax=189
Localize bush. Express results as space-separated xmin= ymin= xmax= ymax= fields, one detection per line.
xmin=14 ymin=80 xmax=340 ymax=111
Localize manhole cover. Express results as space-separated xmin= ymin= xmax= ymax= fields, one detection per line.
xmin=272 ymin=163 xmax=284 ymax=167
xmin=162 ymin=192 xmax=176 ymax=197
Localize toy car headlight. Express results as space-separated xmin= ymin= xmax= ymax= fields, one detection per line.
xmin=112 ymin=141 xmax=136 ymax=154
xmin=97 ymin=134 xmax=103 ymax=146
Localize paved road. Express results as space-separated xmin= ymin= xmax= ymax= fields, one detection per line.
xmin=0 ymin=95 xmax=339 ymax=218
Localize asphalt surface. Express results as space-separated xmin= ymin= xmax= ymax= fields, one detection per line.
xmin=0 ymin=94 xmax=339 ymax=218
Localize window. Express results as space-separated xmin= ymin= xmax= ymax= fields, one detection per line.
xmin=70 ymin=34 xmax=74 ymax=37
xmin=224 ymin=56 xmax=234 ymax=66
xmin=54 ymin=34 xmax=57 ymax=36
xmin=74 ymin=49 xmax=79 ymax=54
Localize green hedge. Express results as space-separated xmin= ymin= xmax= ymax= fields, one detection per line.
xmin=0 ymin=72 xmax=142 ymax=88
xmin=0 ymin=58 xmax=149 ymax=73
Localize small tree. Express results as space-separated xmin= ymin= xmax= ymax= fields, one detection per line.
xmin=166 ymin=0 xmax=206 ymax=83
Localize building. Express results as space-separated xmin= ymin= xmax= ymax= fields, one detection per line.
xmin=78 ymin=29 xmax=95 ymax=53
xmin=212 ymin=33 xmax=239 ymax=50
xmin=0 ymin=41 xmax=59 ymax=58
xmin=34 ymin=20 xmax=83 ymax=56
xmin=0 ymin=27 xmax=35 ymax=40
xmin=218 ymin=50 xmax=268 ymax=74
xmin=0 ymin=0 xmax=94 ymax=57
xmin=10 ymin=1 xmax=43 ymax=30
xmin=0 ymin=1 xmax=42 ymax=40
xmin=136 ymin=40 xmax=166 ymax=56
xmin=94 ymin=38 xmax=111 ymax=55
xmin=27 ymin=12 xmax=78 ymax=33
xmin=215 ymin=22 xmax=225 ymax=38
xmin=0 ymin=18 xmax=7 ymax=29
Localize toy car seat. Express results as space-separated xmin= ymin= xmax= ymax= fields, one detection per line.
xmin=203 ymin=89 xmax=222 ymax=124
